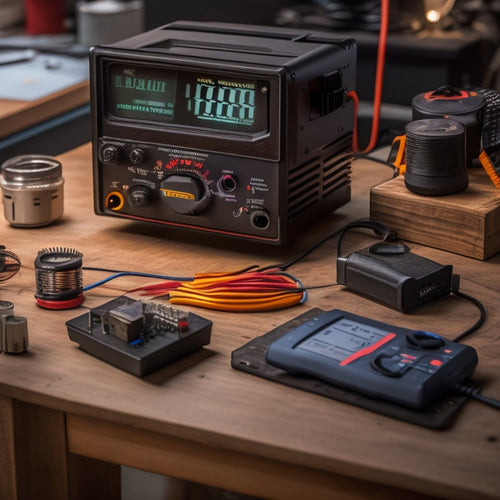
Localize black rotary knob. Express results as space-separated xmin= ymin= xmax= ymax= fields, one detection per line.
xmin=129 ymin=147 xmax=145 ymax=165
xmin=128 ymin=185 xmax=153 ymax=207
xmin=100 ymin=144 xmax=120 ymax=164
xmin=160 ymin=172 xmax=210 ymax=215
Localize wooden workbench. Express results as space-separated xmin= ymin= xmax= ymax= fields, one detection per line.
xmin=0 ymin=143 xmax=499 ymax=500
xmin=0 ymin=80 xmax=89 ymax=138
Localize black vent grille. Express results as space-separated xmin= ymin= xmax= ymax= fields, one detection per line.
xmin=288 ymin=134 xmax=352 ymax=219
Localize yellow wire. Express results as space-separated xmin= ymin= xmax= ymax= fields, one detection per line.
xmin=169 ymin=293 xmax=303 ymax=312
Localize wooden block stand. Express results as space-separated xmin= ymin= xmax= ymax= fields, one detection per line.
xmin=369 ymin=167 xmax=500 ymax=260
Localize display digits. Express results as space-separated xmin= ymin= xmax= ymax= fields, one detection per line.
xmin=187 ymin=79 xmax=256 ymax=126
xmin=107 ymin=64 xmax=266 ymax=133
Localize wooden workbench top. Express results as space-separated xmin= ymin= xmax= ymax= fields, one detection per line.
xmin=0 ymin=80 xmax=89 ymax=138
xmin=0 ymin=143 xmax=499 ymax=499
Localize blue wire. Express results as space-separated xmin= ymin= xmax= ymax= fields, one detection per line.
xmin=278 ymin=271 xmax=308 ymax=304
xmin=82 ymin=271 xmax=194 ymax=292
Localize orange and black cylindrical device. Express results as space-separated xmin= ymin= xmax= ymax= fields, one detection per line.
xmin=411 ymin=86 xmax=485 ymax=167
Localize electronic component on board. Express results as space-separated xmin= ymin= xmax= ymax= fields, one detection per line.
xmin=66 ymin=297 xmax=212 ymax=376
xmin=90 ymin=21 xmax=356 ymax=244
xmin=265 ymin=309 xmax=478 ymax=409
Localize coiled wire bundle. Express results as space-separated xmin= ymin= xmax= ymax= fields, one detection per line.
xmin=404 ymin=118 xmax=468 ymax=195
xmin=34 ymin=247 xmax=84 ymax=309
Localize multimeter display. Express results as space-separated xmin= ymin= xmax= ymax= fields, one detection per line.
xmin=297 ymin=318 xmax=388 ymax=363
xmin=107 ymin=63 xmax=268 ymax=133
xmin=266 ymin=309 xmax=478 ymax=409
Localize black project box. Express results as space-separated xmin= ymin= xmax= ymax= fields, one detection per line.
xmin=90 ymin=21 xmax=356 ymax=243
xmin=66 ymin=297 xmax=212 ymax=376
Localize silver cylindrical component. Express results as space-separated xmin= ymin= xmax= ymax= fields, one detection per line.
xmin=0 ymin=155 xmax=64 ymax=227
xmin=0 ymin=314 xmax=28 ymax=354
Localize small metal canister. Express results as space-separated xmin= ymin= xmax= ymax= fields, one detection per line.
xmin=0 ymin=302 xmax=29 ymax=354
xmin=0 ymin=316 xmax=28 ymax=354
xmin=0 ymin=155 xmax=64 ymax=227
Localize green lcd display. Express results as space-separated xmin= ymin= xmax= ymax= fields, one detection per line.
xmin=109 ymin=66 xmax=177 ymax=122
xmin=107 ymin=63 xmax=268 ymax=134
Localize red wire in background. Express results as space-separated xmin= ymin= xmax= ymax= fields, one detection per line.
xmin=349 ymin=0 xmax=390 ymax=153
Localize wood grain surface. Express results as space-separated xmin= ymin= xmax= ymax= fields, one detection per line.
xmin=0 ymin=81 xmax=89 ymax=138
xmin=0 ymin=143 xmax=499 ymax=499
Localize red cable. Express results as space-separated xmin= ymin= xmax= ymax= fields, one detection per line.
xmin=349 ymin=0 xmax=389 ymax=153
xmin=347 ymin=90 xmax=359 ymax=152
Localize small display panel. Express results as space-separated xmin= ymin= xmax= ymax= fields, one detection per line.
xmin=107 ymin=63 xmax=268 ymax=133
xmin=108 ymin=65 xmax=177 ymax=122
xmin=296 ymin=318 xmax=388 ymax=362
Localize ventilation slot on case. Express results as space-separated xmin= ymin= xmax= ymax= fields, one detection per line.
xmin=288 ymin=162 xmax=322 ymax=218
xmin=287 ymin=134 xmax=353 ymax=219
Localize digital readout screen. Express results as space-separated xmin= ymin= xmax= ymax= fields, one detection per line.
xmin=108 ymin=65 xmax=177 ymax=122
xmin=296 ymin=318 xmax=388 ymax=363
xmin=107 ymin=63 xmax=268 ymax=133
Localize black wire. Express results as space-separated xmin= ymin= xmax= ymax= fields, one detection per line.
xmin=355 ymin=152 xmax=399 ymax=176
xmin=272 ymin=225 xmax=347 ymax=271
xmin=455 ymin=382 xmax=500 ymax=411
xmin=264 ymin=215 xmax=395 ymax=272
xmin=449 ymin=294 xmax=498 ymax=412
xmin=451 ymin=290 xmax=487 ymax=343
xmin=261 ymin=151 xmax=397 ymax=273
xmin=83 ymin=266 xmax=128 ymax=273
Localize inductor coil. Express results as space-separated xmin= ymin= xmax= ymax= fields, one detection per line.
xmin=404 ymin=118 xmax=468 ymax=196
xmin=34 ymin=247 xmax=84 ymax=309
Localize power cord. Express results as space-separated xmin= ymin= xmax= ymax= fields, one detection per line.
xmin=454 ymin=381 xmax=500 ymax=411
xmin=450 ymin=288 xmax=486 ymax=343
xmin=449 ymin=289 xmax=500 ymax=412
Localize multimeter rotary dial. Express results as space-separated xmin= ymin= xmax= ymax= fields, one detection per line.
xmin=160 ymin=170 xmax=211 ymax=215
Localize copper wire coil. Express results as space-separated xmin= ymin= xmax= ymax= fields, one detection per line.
xmin=34 ymin=248 xmax=83 ymax=301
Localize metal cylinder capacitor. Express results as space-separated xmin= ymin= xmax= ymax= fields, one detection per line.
xmin=0 ymin=155 xmax=64 ymax=227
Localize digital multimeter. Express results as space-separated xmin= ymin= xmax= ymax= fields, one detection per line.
xmin=90 ymin=21 xmax=356 ymax=243
xmin=265 ymin=310 xmax=478 ymax=409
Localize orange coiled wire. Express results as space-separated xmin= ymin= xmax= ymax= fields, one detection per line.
xmin=129 ymin=267 xmax=306 ymax=312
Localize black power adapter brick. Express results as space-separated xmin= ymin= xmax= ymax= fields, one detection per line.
xmin=336 ymin=220 xmax=457 ymax=312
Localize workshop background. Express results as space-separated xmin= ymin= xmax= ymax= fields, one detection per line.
xmin=1 ymin=0 xmax=499 ymax=159
xmin=1 ymin=1 xmax=499 ymax=499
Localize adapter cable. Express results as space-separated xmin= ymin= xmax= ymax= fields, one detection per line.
xmin=449 ymin=286 xmax=486 ymax=343
xmin=454 ymin=381 xmax=500 ymax=411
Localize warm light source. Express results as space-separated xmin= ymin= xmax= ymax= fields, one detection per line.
xmin=426 ymin=9 xmax=441 ymax=22
xmin=423 ymin=0 xmax=456 ymax=23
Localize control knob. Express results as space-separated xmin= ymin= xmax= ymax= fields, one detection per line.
xmin=128 ymin=185 xmax=153 ymax=208
xmin=100 ymin=144 xmax=120 ymax=164
xmin=160 ymin=172 xmax=210 ymax=215
xmin=129 ymin=147 xmax=145 ymax=165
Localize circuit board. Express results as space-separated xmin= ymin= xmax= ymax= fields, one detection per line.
xmin=66 ymin=296 xmax=212 ymax=376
